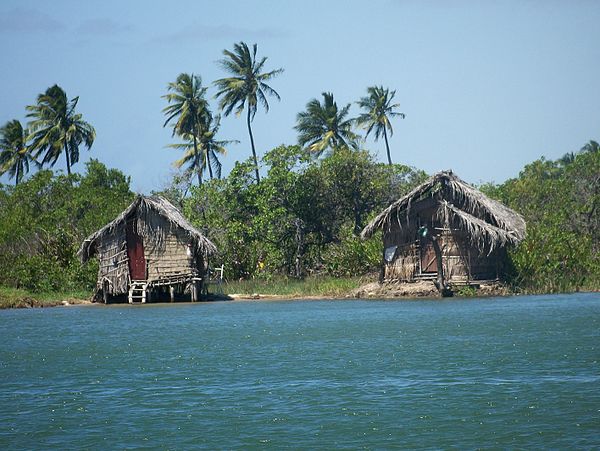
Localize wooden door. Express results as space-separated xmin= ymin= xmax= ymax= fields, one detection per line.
xmin=126 ymin=219 xmax=146 ymax=280
xmin=420 ymin=241 xmax=438 ymax=273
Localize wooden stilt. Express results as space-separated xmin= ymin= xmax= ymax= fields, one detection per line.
xmin=169 ymin=286 xmax=175 ymax=303
xmin=102 ymin=280 xmax=109 ymax=304
xmin=191 ymin=281 xmax=197 ymax=302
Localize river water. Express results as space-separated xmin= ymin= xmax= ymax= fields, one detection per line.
xmin=0 ymin=294 xmax=598 ymax=449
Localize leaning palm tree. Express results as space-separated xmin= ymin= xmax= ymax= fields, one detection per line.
xmin=356 ymin=85 xmax=405 ymax=165
xmin=0 ymin=120 xmax=35 ymax=185
xmin=169 ymin=114 xmax=237 ymax=183
xmin=294 ymin=92 xmax=359 ymax=157
xmin=214 ymin=42 xmax=283 ymax=184
xmin=26 ymin=85 xmax=95 ymax=175
xmin=162 ymin=73 xmax=210 ymax=186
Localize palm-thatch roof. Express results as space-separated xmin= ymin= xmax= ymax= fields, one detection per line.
xmin=361 ymin=170 xmax=526 ymax=252
xmin=78 ymin=195 xmax=217 ymax=262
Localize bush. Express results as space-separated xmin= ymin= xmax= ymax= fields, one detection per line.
xmin=0 ymin=161 xmax=133 ymax=292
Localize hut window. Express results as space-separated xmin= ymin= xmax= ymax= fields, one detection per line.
xmin=384 ymin=245 xmax=398 ymax=262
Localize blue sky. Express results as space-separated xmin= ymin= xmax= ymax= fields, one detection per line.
xmin=1 ymin=0 xmax=599 ymax=192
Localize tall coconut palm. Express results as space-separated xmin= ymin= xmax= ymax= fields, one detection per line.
xmin=26 ymin=85 xmax=95 ymax=175
xmin=295 ymin=92 xmax=359 ymax=157
xmin=162 ymin=73 xmax=210 ymax=186
xmin=356 ymin=85 xmax=405 ymax=165
xmin=214 ymin=42 xmax=283 ymax=184
xmin=169 ymin=114 xmax=237 ymax=183
xmin=0 ymin=120 xmax=35 ymax=185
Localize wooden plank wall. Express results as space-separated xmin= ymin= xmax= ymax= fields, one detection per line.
xmin=382 ymin=228 xmax=503 ymax=282
xmin=141 ymin=215 xmax=196 ymax=281
xmin=383 ymin=242 xmax=419 ymax=281
xmin=96 ymin=226 xmax=129 ymax=294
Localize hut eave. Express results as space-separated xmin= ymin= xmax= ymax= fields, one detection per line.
xmin=360 ymin=170 xmax=526 ymax=246
xmin=78 ymin=195 xmax=217 ymax=264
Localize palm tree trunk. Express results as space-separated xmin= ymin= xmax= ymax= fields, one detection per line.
xmin=15 ymin=163 xmax=20 ymax=186
xmin=206 ymin=149 xmax=214 ymax=179
xmin=193 ymin=136 xmax=202 ymax=186
xmin=64 ymin=143 xmax=72 ymax=175
xmin=383 ymin=126 xmax=392 ymax=165
xmin=246 ymin=108 xmax=260 ymax=184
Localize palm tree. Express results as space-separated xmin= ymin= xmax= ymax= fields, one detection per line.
xmin=356 ymin=86 xmax=405 ymax=165
xmin=162 ymin=73 xmax=210 ymax=186
xmin=214 ymin=42 xmax=283 ymax=183
xmin=558 ymin=151 xmax=575 ymax=168
xmin=169 ymin=114 xmax=237 ymax=182
xmin=581 ymin=140 xmax=599 ymax=154
xmin=26 ymin=85 xmax=95 ymax=175
xmin=0 ymin=120 xmax=35 ymax=185
xmin=294 ymin=92 xmax=359 ymax=156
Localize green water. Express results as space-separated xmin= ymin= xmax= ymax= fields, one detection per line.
xmin=0 ymin=294 xmax=599 ymax=449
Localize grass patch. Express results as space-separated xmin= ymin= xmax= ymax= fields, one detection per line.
xmin=223 ymin=275 xmax=369 ymax=298
xmin=0 ymin=287 xmax=89 ymax=309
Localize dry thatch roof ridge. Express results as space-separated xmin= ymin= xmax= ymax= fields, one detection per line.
xmin=361 ymin=170 xmax=526 ymax=252
xmin=78 ymin=195 xmax=217 ymax=262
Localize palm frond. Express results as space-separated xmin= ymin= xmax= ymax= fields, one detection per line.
xmin=214 ymin=41 xmax=282 ymax=120
xmin=0 ymin=119 xmax=35 ymax=184
xmin=295 ymin=92 xmax=359 ymax=157
xmin=25 ymin=85 xmax=95 ymax=173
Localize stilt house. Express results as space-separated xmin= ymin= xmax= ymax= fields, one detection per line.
xmin=361 ymin=170 xmax=526 ymax=284
xmin=78 ymin=195 xmax=217 ymax=303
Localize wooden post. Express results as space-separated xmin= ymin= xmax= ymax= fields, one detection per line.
xmin=102 ymin=280 xmax=109 ymax=304
xmin=191 ymin=280 xmax=197 ymax=302
xmin=169 ymin=286 xmax=175 ymax=303
xmin=419 ymin=226 xmax=453 ymax=297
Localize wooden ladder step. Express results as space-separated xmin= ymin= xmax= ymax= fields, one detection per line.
xmin=129 ymin=282 xmax=148 ymax=304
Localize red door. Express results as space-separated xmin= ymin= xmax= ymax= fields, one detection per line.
xmin=420 ymin=241 xmax=438 ymax=273
xmin=126 ymin=219 xmax=146 ymax=280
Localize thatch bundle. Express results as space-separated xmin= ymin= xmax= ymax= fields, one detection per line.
xmin=361 ymin=170 xmax=526 ymax=253
xmin=78 ymin=195 xmax=216 ymax=263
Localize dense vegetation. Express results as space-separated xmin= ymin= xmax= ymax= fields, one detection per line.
xmin=0 ymin=160 xmax=133 ymax=292
xmin=176 ymin=146 xmax=426 ymax=281
xmin=482 ymin=141 xmax=600 ymax=293
xmin=1 ymin=41 xmax=597 ymax=299
xmin=0 ymin=141 xmax=597 ymax=298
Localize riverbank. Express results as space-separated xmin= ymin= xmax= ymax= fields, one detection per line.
xmin=0 ymin=287 xmax=91 ymax=309
xmin=2 ymin=276 xmax=594 ymax=309
xmin=223 ymin=275 xmax=367 ymax=299
xmin=0 ymin=277 xmax=365 ymax=308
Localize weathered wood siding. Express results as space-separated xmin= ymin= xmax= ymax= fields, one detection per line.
xmin=382 ymin=221 xmax=419 ymax=281
xmin=382 ymin=225 xmax=504 ymax=283
xmin=139 ymin=213 xmax=199 ymax=281
xmin=383 ymin=242 xmax=419 ymax=281
xmin=96 ymin=225 xmax=129 ymax=295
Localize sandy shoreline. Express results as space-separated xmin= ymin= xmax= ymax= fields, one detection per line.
xmin=1 ymin=280 xmax=527 ymax=308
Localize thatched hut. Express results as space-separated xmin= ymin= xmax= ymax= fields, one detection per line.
xmin=361 ymin=170 xmax=526 ymax=288
xmin=79 ymin=195 xmax=217 ymax=303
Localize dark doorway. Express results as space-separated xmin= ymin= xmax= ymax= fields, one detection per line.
xmin=126 ymin=219 xmax=146 ymax=280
